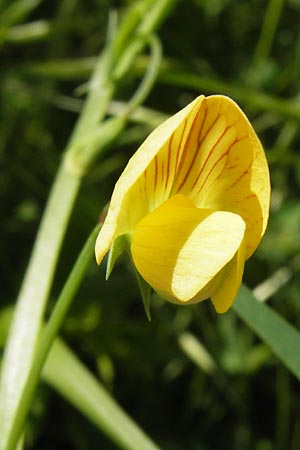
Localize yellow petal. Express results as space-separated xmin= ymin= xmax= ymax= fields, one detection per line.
xmin=95 ymin=95 xmax=270 ymax=267
xmin=131 ymin=194 xmax=246 ymax=304
xmin=210 ymin=237 xmax=246 ymax=313
xmin=172 ymin=95 xmax=270 ymax=259
xmin=95 ymin=96 xmax=205 ymax=264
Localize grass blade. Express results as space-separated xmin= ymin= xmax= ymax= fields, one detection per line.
xmin=43 ymin=339 xmax=161 ymax=450
xmin=233 ymin=285 xmax=300 ymax=380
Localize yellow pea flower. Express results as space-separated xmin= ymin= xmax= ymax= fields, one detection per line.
xmin=95 ymin=95 xmax=270 ymax=313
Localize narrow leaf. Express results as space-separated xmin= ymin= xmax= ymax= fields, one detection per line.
xmin=43 ymin=339 xmax=161 ymax=450
xmin=134 ymin=269 xmax=152 ymax=321
xmin=106 ymin=234 xmax=129 ymax=280
xmin=233 ymin=284 xmax=300 ymax=380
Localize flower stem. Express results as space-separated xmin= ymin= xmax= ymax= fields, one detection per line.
xmin=43 ymin=339 xmax=162 ymax=450
xmin=0 ymin=163 xmax=81 ymax=450
xmin=0 ymin=1 xmax=176 ymax=448
xmin=3 ymin=224 xmax=101 ymax=450
xmin=252 ymin=0 xmax=285 ymax=72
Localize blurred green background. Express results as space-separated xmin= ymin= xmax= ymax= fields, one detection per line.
xmin=1 ymin=0 xmax=300 ymax=449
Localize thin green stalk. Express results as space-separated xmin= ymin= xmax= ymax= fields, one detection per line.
xmin=143 ymin=64 xmax=300 ymax=120
xmin=108 ymin=101 xmax=168 ymax=128
xmin=275 ymin=367 xmax=291 ymax=450
xmin=233 ymin=285 xmax=300 ymax=380
xmin=126 ymin=35 xmax=162 ymax=114
xmin=0 ymin=28 xmax=112 ymax=450
xmin=4 ymin=225 xmax=100 ymax=450
xmin=0 ymin=2 xmax=176 ymax=449
xmin=21 ymin=57 xmax=97 ymax=80
xmin=0 ymin=42 xmax=113 ymax=445
xmin=43 ymin=339 xmax=162 ymax=450
xmin=0 ymin=164 xmax=81 ymax=450
xmin=15 ymin=437 xmax=23 ymax=450
xmin=112 ymin=0 xmax=175 ymax=82
xmin=0 ymin=0 xmax=41 ymax=27
xmin=20 ymin=56 xmax=300 ymax=120
xmin=112 ymin=0 xmax=154 ymax=60
xmin=252 ymin=0 xmax=285 ymax=71
xmin=6 ymin=20 xmax=50 ymax=44
xmin=246 ymin=0 xmax=285 ymax=87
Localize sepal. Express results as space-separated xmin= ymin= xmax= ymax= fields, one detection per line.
xmin=134 ymin=269 xmax=152 ymax=321
xmin=106 ymin=234 xmax=130 ymax=280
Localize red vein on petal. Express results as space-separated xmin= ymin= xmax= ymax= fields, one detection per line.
xmin=229 ymin=163 xmax=252 ymax=188
xmin=165 ymin=135 xmax=172 ymax=190
xmin=143 ymin=167 xmax=148 ymax=198
xmin=154 ymin=155 xmax=158 ymax=190
xmin=193 ymin=128 xmax=234 ymax=193
xmin=227 ymin=164 xmax=239 ymax=170
xmin=195 ymin=135 xmax=248 ymax=195
xmin=166 ymin=133 xmax=174 ymax=190
xmin=175 ymin=120 xmax=188 ymax=173
xmin=176 ymin=106 xmax=208 ymax=192
xmin=190 ymin=118 xmax=229 ymax=188
xmin=161 ymin=160 xmax=165 ymax=189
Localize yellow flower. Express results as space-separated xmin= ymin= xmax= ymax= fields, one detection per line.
xmin=95 ymin=95 xmax=270 ymax=313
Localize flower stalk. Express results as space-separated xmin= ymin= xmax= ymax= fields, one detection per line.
xmin=3 ymin=224 xmax=101 ymax=450
xmin=0 ymin=1 xmax=176 ymax=448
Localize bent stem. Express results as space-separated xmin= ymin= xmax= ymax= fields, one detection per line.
xmin=4 ymin=225 xmax=101 ymax=450
xmin=0 ymin=41 xmax=112 ymax=446
xmin=43 ymin=339 xmax=162 ymax=450
xmin=0 ymin=163 xmax=82 ymax=449
xmin=250 ymin=0 xmax=285 ymax=81
xmin=0 ymin=1 xmax=176 ymax=449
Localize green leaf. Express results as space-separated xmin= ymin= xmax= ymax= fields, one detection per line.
xmin=106 ymin=234 xmax=130 ymax=279
xmin=43 ymin=339 xmax=161 ymax=450
xmin=134 ymin=269 xmax=152 ymax=321
xmin=106 ymin=234 xmax=152 ymax=320
xmin=233 ymin=284 xmax=300 ymax=380
xmin=0 ymin=225 xmax=101 ymax=450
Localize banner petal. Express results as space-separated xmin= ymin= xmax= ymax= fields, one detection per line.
xmin=95 ymin=96 xmax=204 ymax=264
xmin=172 ymin=95 xmax=270 ymax=259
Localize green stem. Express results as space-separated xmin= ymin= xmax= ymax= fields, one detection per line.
xmin=0 ymin=2 xmax=176 ymax=449
xmin=0 ymin=164 xmax=81 ymax=450
xmin=21 ymin=57 xmax=98 ymax=80
xmin=144 ymin=64 xmax=300 ymax=120
xmin=4 ymin=225 xmax=100 ymax=450
xmin=112 ymin=0 xmax=175 ymax=82
xmin=246 ymin=0 xmax=285 ymax=87
xmin=126 ymin=35 xmax=162 ymax=115
xmin=233 ymin=285 xmax=300 ymax=380
xmin=6 ymin=20 xmax=50 ymax=44
xmin=0 ymin=30 xmax=113 ymax=450
xmin=0 ymin=0 xmax=41 ymax=27
xmin=43 ymin=339 xmax=162 ymax=450
xmin=252 ymin=0 xmax=285 ymax=70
